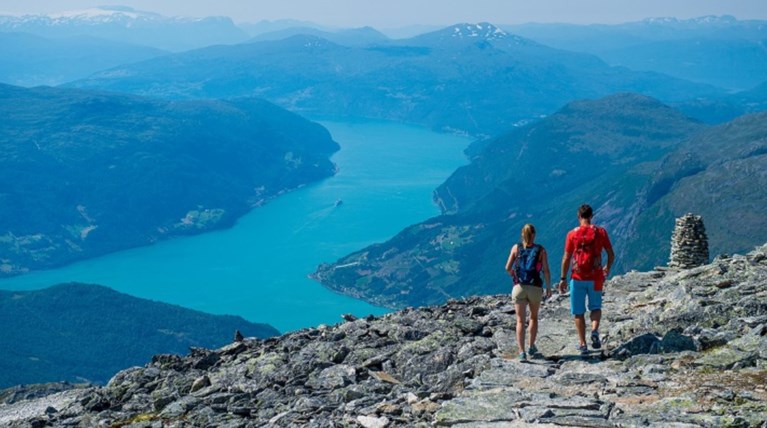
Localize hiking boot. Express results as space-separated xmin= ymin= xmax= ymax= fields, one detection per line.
xmin=591 ymin=330 xmax=602 ymax=349
xmin=528 ymin=344 xmax=538 ymax=356
xmin=576 ymin=344 xmax=588 ymax=356
xmin=519 ymin=352 xmax=527 ymax=361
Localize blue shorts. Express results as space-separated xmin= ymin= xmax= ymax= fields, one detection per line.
xmin=570 ymin=279 xmax=602 ymax=316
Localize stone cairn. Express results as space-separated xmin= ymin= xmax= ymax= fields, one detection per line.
xmin=669 ymin=213 xmax=709 ymax=268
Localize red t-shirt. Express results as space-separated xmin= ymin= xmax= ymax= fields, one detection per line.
xmin=565 ymin=224 xmax=612 ymax=282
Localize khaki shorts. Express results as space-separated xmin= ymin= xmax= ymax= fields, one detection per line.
xmin=511 ymin=284 xmax=543 ymax=304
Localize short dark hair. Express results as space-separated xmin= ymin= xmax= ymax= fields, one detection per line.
xmin=578 ymin=204 xmax=593 ymax=219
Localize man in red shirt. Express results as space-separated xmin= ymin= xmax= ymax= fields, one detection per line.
xmin=558 ymin=204 xmax=615 ymax=355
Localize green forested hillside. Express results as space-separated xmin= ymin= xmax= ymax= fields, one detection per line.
xmin=313 ymin=94 xmax=767 ymax=309
xmin=0 ymin=283 xmax=278 ymax=387
xmin=0 ymin=83 xmax=339 ymax=276
xmin=630 ymin=110 xmax=767 ymax=268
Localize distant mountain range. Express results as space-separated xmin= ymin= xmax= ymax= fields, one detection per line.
xmin=0 ymin=32 xmax=167 ymax=86
xmin=313 ymin=93 xmax=767 ymax=309
xmin=237 ymin=19 xmax=328 ymax=37
xmin=0 ymin=84 xmax=339 ymax=276
xmin=505 ymin=16 xmax=767 ymax=91
xmin=0 ymin=283 xmax=278 ymax=388
xmin=506 ymin=15 xmax=767 ymax=54
xmin=672 ymin=79 xmax=767 ymax=124
xmin=249 ymin=26 xmax=389 ymax=47
xmin=3 ymin=10 xmax=764 ymax=95
xmin=0 ymin=6 xmax=249 ymax=51
xmin=599 ymin=38 xmax=767 ymax=91
xmin=69 ymin=22 xmax=723 ymax=137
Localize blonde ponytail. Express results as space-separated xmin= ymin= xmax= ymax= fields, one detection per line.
xmin=521 ymin=224 xmax=536 ymax=247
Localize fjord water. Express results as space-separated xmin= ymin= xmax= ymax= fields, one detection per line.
xmin=0 ymin=120 xmax=470 ymax=333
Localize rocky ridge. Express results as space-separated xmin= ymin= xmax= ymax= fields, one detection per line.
xmin=1 ymin=244 xmax=766 ymax=427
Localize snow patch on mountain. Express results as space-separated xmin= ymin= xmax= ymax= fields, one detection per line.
xmin=0 ymin=5 xmax=217 ymax=27
xmin=450 ymin=23 xmax=507 ymax=39
xmin=48 ymin=7 xmax=145 ymax=20
xmin=442 ymin=22 xmax=531 ymax=45
xmin=0 ymin=5 xmax=247 ymax=51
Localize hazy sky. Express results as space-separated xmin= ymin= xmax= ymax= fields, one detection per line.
xmin=1 ymin=0 xmax=766 ymax=27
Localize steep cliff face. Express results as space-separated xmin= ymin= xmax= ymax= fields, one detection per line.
xmin=1 ymin=244 xmax=766 ymax=427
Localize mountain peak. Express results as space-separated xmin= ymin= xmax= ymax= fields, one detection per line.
xmin=447 ymin=22 xmax=507 ymax=39
xmin=410 ymin=22 xmax=533 ymax=46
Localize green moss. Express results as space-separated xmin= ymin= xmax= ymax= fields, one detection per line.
xmin=662 ymin=396 xmax=696 ymax=409
xmin=718 ymin=415 xmax=751 ymax=428
xmin=694 ymin=346 xmax=752 ymax=369
xmin=349 ymin=347 xmax=381 ymax=363
xmin=246 ymin=352 xmax=283 ymax=377
xmin=400 ymin=331 xmax=450 ymax=355
xmin=111 ymin=412 xmax=159 ymax=427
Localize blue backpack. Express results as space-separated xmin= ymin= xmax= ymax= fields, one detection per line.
xmin=513 ymin=243 xmax=543 ymax=286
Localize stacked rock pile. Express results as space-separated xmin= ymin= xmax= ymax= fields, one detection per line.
xmin=669 ymin=213 xmax=709 ymax=268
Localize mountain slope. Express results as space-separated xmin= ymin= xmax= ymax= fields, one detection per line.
xmin=249 ymin=26 xmax=389 ymax=47
xmin=0 ymin=32 xmax=167 ymax=86
xmin=631 ymin=110 xmax=767 ymax=268
xmin=505 ymin=15 xmax=767 ymax=53
xmin=600 ymin=38 xmax=767 ymax=90
xmin=0 ymin=84 xmax=339 ymax=276
xmin=313 ymin=94 xmax=767 ymax=309
xmin=69 ymin=22 xmax=722 ymax=136
xmin=237 ymin=19 xmax=326 ymax=37
xmin=506 ymin=16 xmax=767 ymax=91
xmin=672 ymin=79 xmax=767 ymax=124
xmin=0 ymin=283 xmax=278 ymax=388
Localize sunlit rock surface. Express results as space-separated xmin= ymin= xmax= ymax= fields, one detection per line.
xmin=2 ymin=244 xmax=766 ymax=427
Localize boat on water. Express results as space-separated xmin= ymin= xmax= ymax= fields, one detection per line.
xmin=335 ymin=199 xmax=343 ymax=207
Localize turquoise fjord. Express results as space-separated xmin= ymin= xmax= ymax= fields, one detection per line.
xmin=0 ymin=120 xmax=469 ymax=333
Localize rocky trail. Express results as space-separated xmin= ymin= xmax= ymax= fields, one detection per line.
xmin=1 ymin=243 xmax=766 ymax=427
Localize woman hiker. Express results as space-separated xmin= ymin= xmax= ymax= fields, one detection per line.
xmin=505 ymin=223 xmax=552 ymax=361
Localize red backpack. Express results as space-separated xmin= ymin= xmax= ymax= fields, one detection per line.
xmin=571 ymin=225 xmax=601 ymax=278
